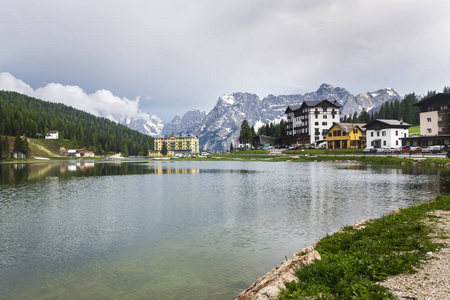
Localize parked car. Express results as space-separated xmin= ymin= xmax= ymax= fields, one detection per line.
xmin=392 ymin=147 xmax=403 ymax=154
xmin=363 ymin=147 xmax=376 ymax=153
xmin=431 ymin=145 xmax=444 ymax=153
xmin=409 ymin=146 xmax=422 ymax=153
xmin=421 ymin=146 xmax=431 ymax=153
xmin=401 ymin=146 xmax=411 ymax=152
xmin=376 ymin=147 xmax=394 ymax=153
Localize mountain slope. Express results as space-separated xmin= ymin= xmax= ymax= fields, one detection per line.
xmin=122 ymin=84 xmax=403 ymax=152
xmin=0 ymin=91 xmax=153 ymax=156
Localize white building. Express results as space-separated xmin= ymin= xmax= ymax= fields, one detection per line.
xmin=285 ymin=100 xmax=342 ymax=144
xmin=363 ymin=119 xmax=411 ymax=148
xmin=45 ymin=130 xmax=59 ymax=139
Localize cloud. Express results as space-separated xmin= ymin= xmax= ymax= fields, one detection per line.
xmin=1 ymin=1 xmax=450 ymax=122
xmin=0 ymin=72 xmax=140 ymax=122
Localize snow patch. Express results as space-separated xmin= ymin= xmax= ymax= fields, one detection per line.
xmin=220 ymin=94 xmax=235 ymax=105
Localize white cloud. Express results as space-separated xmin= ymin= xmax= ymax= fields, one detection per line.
xmin=0 ymin=72 xmax=140 ymax=122
xmin=1 ymin=1 xmax=450 ymax=121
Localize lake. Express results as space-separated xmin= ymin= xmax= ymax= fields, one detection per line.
xmin=1 ymin=159 xmax=449 ymax=299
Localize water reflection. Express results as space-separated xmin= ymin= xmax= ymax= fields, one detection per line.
xmin=1 ymin=160 xmax=450 ymax=300
xmin=0 ymin=160 xmax=261 ymax=184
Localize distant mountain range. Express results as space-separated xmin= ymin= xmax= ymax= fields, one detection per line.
xmin=120 ymin=83 xmax=403 ymax=152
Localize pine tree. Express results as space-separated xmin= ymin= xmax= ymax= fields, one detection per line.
xmin=3 ymin=137 xmax=10 ymax=159
xmin=161 ymin=141 xmax=168 ymax=156
xmin=239 ymin=119 xmax=250 ymax=144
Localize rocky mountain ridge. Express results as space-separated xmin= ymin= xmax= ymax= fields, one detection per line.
xmin=121 ymin=84 xmax=403 ymax=152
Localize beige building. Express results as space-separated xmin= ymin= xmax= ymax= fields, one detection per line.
xmin=153 ymin=134 xmax=200 ymax=156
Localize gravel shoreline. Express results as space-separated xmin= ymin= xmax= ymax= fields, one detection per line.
xmin=237 ymin=210 xmax=450 ymax=300
xmin=379 ymin=210 xmax=450 ymax=300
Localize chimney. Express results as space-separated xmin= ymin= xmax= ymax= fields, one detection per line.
xmin=400 ymin=118 xmax=403 ymax=124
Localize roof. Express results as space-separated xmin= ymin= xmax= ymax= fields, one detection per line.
xmin=337 ymin=123 xmax=366 ymax=133
xmin=285 ymin=105 xmax=301 ymax=113
xmin=326 ymin=122 xmax=366 ymax=135
xmin=155 ymin=134 xmax=198 ymax=139
xmin=300 ymin=99 xmax=342 ymax=109
xmin=363 ymin=119 xmax=412 ymax=129
xmin=414 ymin=93 xmax=450 ymax=107
xmin=285 ymin=100 xmax=342 ymax=114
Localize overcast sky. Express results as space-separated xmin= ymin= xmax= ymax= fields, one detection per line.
xmin=1 ymin=0 xmax=450 ymax=122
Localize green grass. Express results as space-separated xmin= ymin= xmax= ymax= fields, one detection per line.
xmin=278 ymin=195 xmax=450 ymax=300
xmin=232 ymin=150 xmax=270 ymax=155
xmin=283 ymin=149 xmax=364 ymax=155
xmin=409 ymin=125 xmax=420 ymax=136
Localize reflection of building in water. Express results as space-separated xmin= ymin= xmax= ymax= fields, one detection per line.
xmin=67 ymin=162 xmax=95 ymax=171
xmin=151 ymin=166 xmax=199 ymax=174
xmin=12 ymin=164 xmax=26 ymax=171
xmin=152 ymin=134 xmax=199 ymax=157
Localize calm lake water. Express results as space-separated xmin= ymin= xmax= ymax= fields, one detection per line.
xmin=1 ymin=159 xmax=449 ymax=299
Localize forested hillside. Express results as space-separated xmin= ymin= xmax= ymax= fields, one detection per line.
xmin=0 ymin=91 xmax=153 ymax=156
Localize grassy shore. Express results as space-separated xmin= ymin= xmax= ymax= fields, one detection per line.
xmin=277 ymin=195 xmax=450 ymax=300
xmin=203 ymin=152 xmax=450 ymax=167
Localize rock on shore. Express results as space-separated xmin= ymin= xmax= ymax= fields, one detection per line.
xmin=236 ymin=218 xmax=370 ymax=300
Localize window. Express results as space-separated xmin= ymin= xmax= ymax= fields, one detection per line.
xmin=382 ymin=131 xmax=386 ymax=136
xmin=395 ymin=130 xmax=398 ymax=136
xmin=427 ymin=117 xmax=432 ymax=122
xmin=322 ymin=122 xmax=327 ymax=126
xmin=371 ymin=132 xmax=374 ymax=137
xmin=383 ymin=141 xmax=386 ymax=146
xmin=323 ymin=115 xmax=327 ymax=119
xmin=328 ymin=133 xmax=332 ymax=137
xmin=377 ymin=132 xmax=380 ymax=137
xmin=353 ymin=129 xmax=358 ymax=134
xmin=315 ymin=122 xmax=319 ymax=125
xmin=427 ymin=128 xmax=432 ymax=133
xmin=396 ymin=140 xmax=398 ymax=146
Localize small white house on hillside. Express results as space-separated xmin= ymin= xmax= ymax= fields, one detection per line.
xmin=45 ymin=130 xmax=59 ymax=139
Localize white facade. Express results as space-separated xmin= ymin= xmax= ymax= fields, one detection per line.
xmin=364 ymin=119 xmax=411 ymax=148
xmin=366 ymin=128 xmax=408 ymax=148
xmin=286 ymin=100 xmax=341 ymax=144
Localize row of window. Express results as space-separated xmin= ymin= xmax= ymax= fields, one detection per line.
xmin=369 ymin=130 xmax=403 ymax=137
xmin=371 ymin=140 xmax=400 ymax=146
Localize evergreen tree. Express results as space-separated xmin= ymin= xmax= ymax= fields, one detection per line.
xmin=13 ymin=135 xmax=29 ymax=157
xmin=359 ymin=108 xmax=370 ymax=123
xmin=257 ymin=125 xmax=267 ymax=136
xmin=443 ymin=86 xmax=450 ymax=93
xmin=239 ymin=119 xmax=250 ymax=144
xmin=230 ymin=142 xmax=234 ymax=152
xmin=161 ymin=141 xmax=168 ymax=156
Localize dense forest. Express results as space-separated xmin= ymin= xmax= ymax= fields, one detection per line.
xmin=0 ymin=91 xmax=153 ymax=156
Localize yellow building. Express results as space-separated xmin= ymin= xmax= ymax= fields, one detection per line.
xmin=152 ymin=134 xmax=200 ymax=156
xmin=325 ymin=123 xmax=366 ymax=149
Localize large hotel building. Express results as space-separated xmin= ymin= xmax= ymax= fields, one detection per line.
xmin=153 ymin=134 xmax=200 ymax=156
